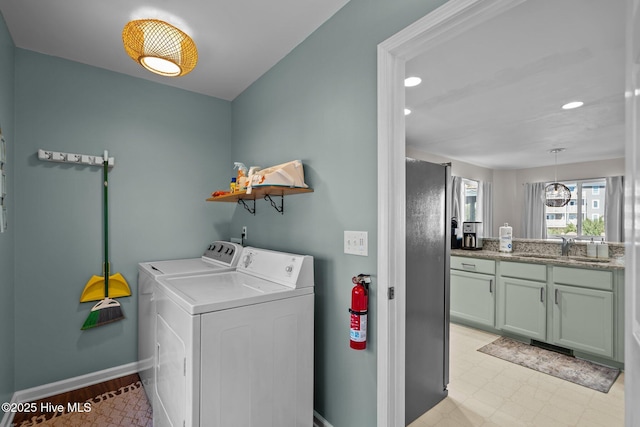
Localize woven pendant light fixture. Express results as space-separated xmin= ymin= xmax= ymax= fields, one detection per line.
xmin=545 ymin=148 xmax=572 ymax=207
xmin=122 ymin=19 xmax=198 ymax=77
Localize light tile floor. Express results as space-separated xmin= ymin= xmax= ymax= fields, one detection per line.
xmin=409 ymin=324 xmax=625 ymax=427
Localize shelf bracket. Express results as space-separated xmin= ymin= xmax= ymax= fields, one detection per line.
xmin=264 ymin=194 xmax=284 ymax=214
xmin=238 ymin=198 xmax=256 ymax=215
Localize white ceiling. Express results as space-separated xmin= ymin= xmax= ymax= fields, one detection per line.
xmin=0 ymin=0 xmax=350 ymax=101
xmin=405 ymin=0 xmax=626 ymax=170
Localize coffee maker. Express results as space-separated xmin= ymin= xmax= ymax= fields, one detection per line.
xmin=451 ymin=217 xmax=461 ymax=249
xmin=462 ymin=222 xmax=483 ymax=250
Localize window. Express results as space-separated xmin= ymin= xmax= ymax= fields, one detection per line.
xmin=462 ymin=178 xmax=478 ymax=221
xmin=545 ymin=179 xmax=606 ymax=238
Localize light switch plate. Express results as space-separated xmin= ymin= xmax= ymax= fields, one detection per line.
xmin=344 ymin=230 xmax=368 ymax=256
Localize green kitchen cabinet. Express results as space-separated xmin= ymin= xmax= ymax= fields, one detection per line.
xmin=450 ymin=253 xmax=623 ymax=365
xmin=450 ymin=268 xmax=495 ymax=328
xmin=497 ymin=261 xmax=547 ymax=340
xmin=497 ymin=276 xmax=547 ymax=340
xmin=551 ymin=267 xmax=615 ymax=358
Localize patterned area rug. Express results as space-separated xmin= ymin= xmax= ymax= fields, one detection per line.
xmin=478 ymin=336 xmax=620 ymax=393
xmin=13 ymin=380 xmax=152 ymax=427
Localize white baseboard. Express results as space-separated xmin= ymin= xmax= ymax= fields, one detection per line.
xmin=313 ymin=410 xmax=334 ymax=427
xmin=1 ymin=361 xmax=141 ymax=427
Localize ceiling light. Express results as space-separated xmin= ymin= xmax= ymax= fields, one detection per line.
xmin=561 ymin=101 xmax=584 ymax=110
xmin=122 ymin=19 xmax=198 ymax=77
xmin=404 ymin=108 xmax=412 ymax=115
xmin=404 ymin=77 xmax=422 ymax=87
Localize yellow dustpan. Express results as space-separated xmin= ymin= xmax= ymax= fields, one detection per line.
xmin=80 ymin=150 xmax=131 ymax=303
xmin=80 ymin=263 xmax=131 ymax=302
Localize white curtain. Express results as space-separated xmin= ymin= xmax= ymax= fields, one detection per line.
xmin=478 ymin=181 xmax=493 ymax=237
xmin=605 ymin=176 xmax=624 ymax=242
xmin=524 ymin=182 xmax=547 ymax=239
xmin=451 ymin=176 xmax=463 ymax=237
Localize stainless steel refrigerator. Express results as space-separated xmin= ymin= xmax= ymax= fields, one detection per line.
xmin=405 ymin=158 xmax=450 ymax=425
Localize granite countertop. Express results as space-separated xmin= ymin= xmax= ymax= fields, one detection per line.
xmin=451 ymin=248 xmax=625 ymax=270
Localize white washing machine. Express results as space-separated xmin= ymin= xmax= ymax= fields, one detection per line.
xmin=153 ymin=246 xmax=314 ymax=427
xmin=137 ymin=241 xmax=243 ymax=401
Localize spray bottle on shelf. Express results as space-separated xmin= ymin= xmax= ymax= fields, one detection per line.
xmin=234 ymin=162 xmax=248 ymax=193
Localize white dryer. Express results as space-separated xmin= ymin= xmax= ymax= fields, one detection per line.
xmin=153 ymin=246 xmax=314 ymax=427
xmin=137 ymin=241 xmax=243 ymax=401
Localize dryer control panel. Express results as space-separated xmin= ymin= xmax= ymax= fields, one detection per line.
xmin=238 ymin=247 xmax=314 ymax=289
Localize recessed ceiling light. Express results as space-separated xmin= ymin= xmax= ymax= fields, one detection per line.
xmin=562 ymin=101 xmax=584 ymax=110
xmin=404 ymin=77 xmax=422 ymax=87
xmin=404 ymin=108 xmax=412 ymax=115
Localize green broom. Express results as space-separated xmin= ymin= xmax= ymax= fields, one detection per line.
xmin=82 ymin=151 xmax=125 ymax=330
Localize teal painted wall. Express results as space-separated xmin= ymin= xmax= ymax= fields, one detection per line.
xmin=0 ymin=10 xmax=15 ymax=405
xmin=13 ymin=49 xmax=234 ymax=389
xmin=231 ymin=0 xmax=446 ymax=425
xmin=2 ymin=0 xmax=451 ymax=423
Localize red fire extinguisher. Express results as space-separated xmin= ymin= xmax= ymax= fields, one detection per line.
xmin=350 ymin=274 xmax=370 ymax=350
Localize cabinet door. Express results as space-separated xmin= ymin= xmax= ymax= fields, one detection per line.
xmin=450 ymin=270 xmax=495 ymax=327
xmin=552 ymin=284 xmax=614 ymax=358
xmin=497 ymin=277 xmax=546 ymax=340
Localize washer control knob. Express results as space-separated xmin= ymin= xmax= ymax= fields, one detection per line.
xmin=285 ymin=265 xmax=293 ymax=274
xmin=243 ymin=254 xmax=253 ymax=268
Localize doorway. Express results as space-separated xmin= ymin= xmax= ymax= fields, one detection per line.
xmin=375 ymin=0 xmax=639 ymax=426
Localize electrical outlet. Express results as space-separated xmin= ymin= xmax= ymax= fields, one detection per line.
xmin=242 ymin=226 xmax=247 ymax=240
xmin=344 ymin=231 xmax=368 ymax=256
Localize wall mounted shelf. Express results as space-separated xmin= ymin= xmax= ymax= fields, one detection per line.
xmin=207 ymin=186 xmax=313 ymax=215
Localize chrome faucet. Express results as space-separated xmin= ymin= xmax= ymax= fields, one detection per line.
xmin=561 ymin=237 xmax=574 ymax=256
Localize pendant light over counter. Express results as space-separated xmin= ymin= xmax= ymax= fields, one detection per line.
xmin=122 ymin=19 xmax=198 ymax=77
xmin=545 ymin=148 xmax=572 ymax=207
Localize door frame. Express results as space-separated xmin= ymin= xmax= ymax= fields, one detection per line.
xmin=376 ymin=0 xmax=552 ymax=425
xmin=625 ymin=0 xmax=640 ymax=424
xmin=378 ymin=0 xmax=639 ymax=425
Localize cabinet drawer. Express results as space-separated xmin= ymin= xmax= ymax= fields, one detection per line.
xmin=451 ymin=256 xmax=495 ymax=275
xmin=500 ymin=261 xmax=546 ymax=282
xmin=553 ymin=266 xmax=613 ymax=291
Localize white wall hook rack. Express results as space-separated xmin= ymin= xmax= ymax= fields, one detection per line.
xmin=37 ymin=149 xmax=115 ymax=167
